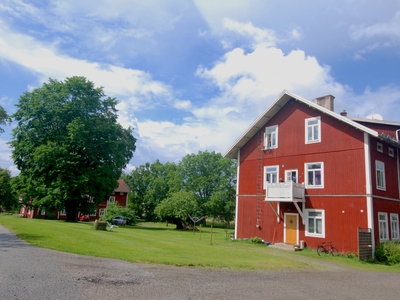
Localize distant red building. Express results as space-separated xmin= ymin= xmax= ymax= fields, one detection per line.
xmin=225 ymin=90 xmax=400 ymax=255
xmin=20 ymin=179 xmax=131 ymax=220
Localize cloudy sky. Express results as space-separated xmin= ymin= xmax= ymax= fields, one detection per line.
xmin=1 ymin=0 xmax=400 ymax=176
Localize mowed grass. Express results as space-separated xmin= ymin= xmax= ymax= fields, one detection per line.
xmin=1 ymin=214 xmax=399 ymax=272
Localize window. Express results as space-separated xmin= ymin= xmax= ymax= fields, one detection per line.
xmin=285 ymin=170 xmax=298 ymax=183
xmin=305 ymin=117 xmax=321 ymax=143
xmin=90 ymin=209 xmax=97 ymax=216
xmin=99 ymin=209 xmax=105 ymax=217
xmin=305 ymin=162 xmax=324 ymax=188
xmin=391 ymin=214 xmax=399 ymax=241
xmin=389 ymin=147 xmax=394 ymax=157
xmin=264 ymin=125 xmax=278 ymax=149
xmin=376 ymin=161 xmax=386 ymax=190
xmin=108 ymin=196 xmax=115 ymax=204
xmin=377 ymin=142 xmax=383 ymax=153
xmin=305 ymin=210 xmax=325 ymax=237
xmin=60 ymin=209 xmax=66 ymax=216
xmin=264 ymin=165 xmax=279 ymax=188
xmin=379 ymin=212 xmax=389 ymax=241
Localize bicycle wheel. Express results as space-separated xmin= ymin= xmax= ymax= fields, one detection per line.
xmin=330 ymin=247 xmax=339 ymax=256
xmin=317 ymin=246 xmax=325 ymax=256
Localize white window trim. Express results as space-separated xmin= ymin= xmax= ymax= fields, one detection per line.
xmin=285 ymin=169 xmax=298 ymax=183
xmin=377 ymin=142 xmax=383 ymax=153
xmin=375 ymin=160 xmax=386 ymax=191
xmin=390 ymin=213 xmax=399 ymax=241
xmin=378 ymin=212 xmax=389 ymax=242
xmin=389 ymin=147 xmax=394 ymax=157
xmin=60 ymin=209 xmax=66 ymax=216
xmin=305 ymin=209 xmax=325 ymax=238
xmin=264 ymin=125 xmax=278 ymax=149
xmin=305 ymin=116 xmax=321 ymax=144
xmin=99 ymin=209 xmax=105 ymax=217
xmin=263 ymin=165 xmax=279 ymax=189
xmin=305 ymin=162 xmax=324 ymax=188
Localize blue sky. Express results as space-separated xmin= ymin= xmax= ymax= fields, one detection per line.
xmin=1 ymin=0 xmax=400 ymax=176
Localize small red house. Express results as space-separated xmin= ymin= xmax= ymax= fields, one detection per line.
xmin=224 ymin=90 xmax=400 ymax=255
xmin=20 ymin=179 xmax=131 ymax=220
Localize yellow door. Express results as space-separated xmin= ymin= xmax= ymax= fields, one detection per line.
xmin=285 ymin=214 xmax=298 ymax=245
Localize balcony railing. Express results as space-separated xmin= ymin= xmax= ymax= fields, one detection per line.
xmin=265 ymin=181 xmax=305 ymax=202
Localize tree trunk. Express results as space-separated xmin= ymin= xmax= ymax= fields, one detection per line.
xmin=176 ymin=221 xmax=184 ymax=230
xmin=64 ymin=200 xmax=78 ymax=222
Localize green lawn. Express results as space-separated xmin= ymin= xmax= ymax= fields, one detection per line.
xmin=1 ymin=214 xmax=399 ymax=272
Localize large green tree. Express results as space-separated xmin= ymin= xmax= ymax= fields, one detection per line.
xmin=10 ymin=77 xmax=136 ymax=221
xmin=0 ymin=168 xmax=18 ymax=211
xmin=0 ymin=105 xmax=11 ymax=134
xmin=179 ymin=151 xmax=236 ymax=217
xmin=124 ymin=160 xmax=181 ymax=221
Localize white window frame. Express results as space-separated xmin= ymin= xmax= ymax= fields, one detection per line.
xmin=375 ymin=160 xmax=386 ymax=191
xmin=305 ymin=162 xmax=324 ymax=188
xmin=263 ymin=165 xmax=279 ymax=189
xmin=89 ymin=209 xmax=97 ymax=216
xmin=305 ymin=116 xmax=321 ymax=144
xmin=378 ymin=212 xmax=389 ymax=242
xmin=264 ymin=125 xmax=278 ymax=149
xmin=389 ymin=147 xmax=394 ymax=157
xmin=108 ymin=196 xmax=115 ymax=205
xmin=285 ymin=169 xmax=298 ymax=183
xmin=305 ymin=209 xmax=325 ymax=238
xmin=377 ymin=142 xmax=383 ymax=153
xmin=59 ymin=209 xmax=66 ymax=216
xmin=390 ymin=213 xmax=399 ymax=241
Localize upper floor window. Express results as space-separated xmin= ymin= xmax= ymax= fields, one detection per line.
xmin=264 ymin=165 xmax=278 ymax=189
xmin=377 ymin=142 xmax=383 ymax=153
xmin=375 ymin=160 xmax=386 ymax=190
xmin=285 ymin=169 xmax=298 ymax=183
xmin=379 ymin=212 xmax=389 ymax=242
xmin=391 ymin=213 xmax=399 ymax=241
xmin=108 ymin=196 xmax=115 ymax=204
xmin=389 ymin=147 xmax=394 ymax=157
xmin=305 ymin=162 xmax=324 ymax=188
xmin=264 ymin=125 xmax=278 ymax=149
xmin=305 ymin=209 xmax=325 ymax=238
xmin=305 ymin=117 xmax=321 ymax=144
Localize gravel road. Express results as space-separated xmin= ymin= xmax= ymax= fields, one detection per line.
xmin=1 ymin=224 xmax=400 ymax=300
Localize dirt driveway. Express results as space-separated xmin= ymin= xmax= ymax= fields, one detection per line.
xmin=1 ymin=225 xmax=399 ymax=300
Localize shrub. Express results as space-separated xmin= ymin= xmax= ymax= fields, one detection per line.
xmin=375 ymin=241 xmax=400 ymax=265
xmin=251 ymin=236 xmax=263 ymax=244
xmin=100 ymin=203 xmax=137 ymax=225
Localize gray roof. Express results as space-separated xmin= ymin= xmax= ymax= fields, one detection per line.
xmin=224 ymin=90 xmax=384 ymax=159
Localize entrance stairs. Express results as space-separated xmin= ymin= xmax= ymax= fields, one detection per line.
xmin=268 ymin=243 xmax=296 ymax=251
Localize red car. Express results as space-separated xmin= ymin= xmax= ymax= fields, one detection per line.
xmin=78 ymin=215 xmax=90 ymax=222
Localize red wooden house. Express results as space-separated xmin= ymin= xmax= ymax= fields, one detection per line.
xmin=224 ymin=90 xmax=400 ymax=255
xmin=20 ymin=179 xmax=131 ymax=220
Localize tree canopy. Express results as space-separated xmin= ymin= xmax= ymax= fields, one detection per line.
xmin=0 ymin=168 xmax=18 ymax=211
xmin=10 ymin=76 xmax=136 ymax=221
xmin=0 ymin=105 xmax=11 ymax=134
xmin=125 ymin=151 xmax=237 ymax=228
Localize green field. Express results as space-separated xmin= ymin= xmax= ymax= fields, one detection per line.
xmin=1 ymin=214 xmax=399 ymax=272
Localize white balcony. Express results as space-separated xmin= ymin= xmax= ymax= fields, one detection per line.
xmin=265 ymin=181 xmax=305 ymax=202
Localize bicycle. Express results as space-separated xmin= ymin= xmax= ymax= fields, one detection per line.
xmin=317 ymin=241 xmax=339 ymax=256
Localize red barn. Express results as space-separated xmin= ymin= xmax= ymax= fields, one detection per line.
xmin=224 ymin=90 xmax=400 ymax=255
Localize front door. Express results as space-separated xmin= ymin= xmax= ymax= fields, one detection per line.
xmin=285 ymin=213 xmax=298 ymax=245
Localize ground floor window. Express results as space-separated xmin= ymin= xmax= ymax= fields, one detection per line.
xmin=305 ymin=209 xmax=325 ymax=238
xmin=378 ymin=212 xmax=389 ymax=242
xmin=390 ymin=213 xmax=399 ymax=241
xmin=99 ymin=209 xmax=105 ymax=217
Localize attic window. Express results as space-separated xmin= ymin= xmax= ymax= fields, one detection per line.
xmin=264 ymin=125 xmax=278 ymax=149
xmin=389 ymin=147 xmax=394 ymax=157
xmin=377 ymin=142 xmax=383 ymax=153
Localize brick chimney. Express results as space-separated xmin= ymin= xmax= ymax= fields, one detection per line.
xmin=314 ymin=95 xmax=335 ymax=112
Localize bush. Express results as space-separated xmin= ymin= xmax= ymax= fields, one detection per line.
xmin=250 ymin=236 xmax=263 ymax=244
xmin=375 ymin=241 xmax=400 ymax=265
xmin=100 ymin=203 xmax=137 ymax=225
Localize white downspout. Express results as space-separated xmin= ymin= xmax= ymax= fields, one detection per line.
xmin=234 ymin=149 xmax=240 ymax=240
xmin=364 ymin=133 xmax=375 ymax=254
